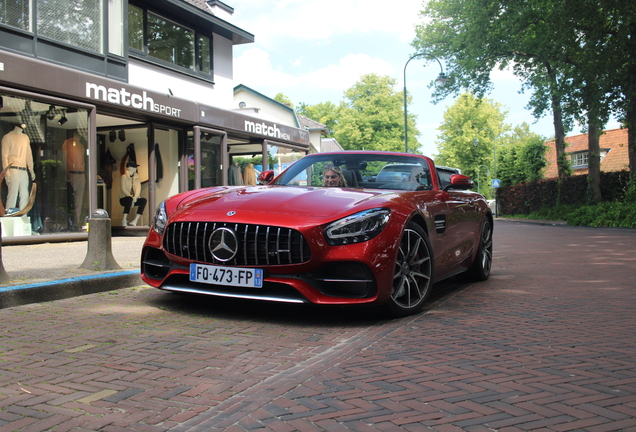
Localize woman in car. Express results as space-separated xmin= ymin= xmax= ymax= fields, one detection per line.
xmin=322 ymin=164 xmax=348 ymax=187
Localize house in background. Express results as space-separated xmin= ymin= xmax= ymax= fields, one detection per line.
xmin=233 ymin=85 xmax=345 ymax=155
xmin=297 ymin=115 xmax=333 ymax=152
xmin=544 ymin=128 xmax=630 ymax=178
xmin=233 ymin=85 xmax=317 ymax=173
xmin=319 ymin=137 xmax=344 ymax=152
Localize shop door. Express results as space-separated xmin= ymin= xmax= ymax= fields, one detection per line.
xmin=187 ymin=129 xmax=223 ymax=190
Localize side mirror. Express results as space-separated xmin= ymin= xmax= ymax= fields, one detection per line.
xmin=445 ymin=174 xmax=474 ymax=191
xmin=257 ymin=170 xmax=275 ymax=185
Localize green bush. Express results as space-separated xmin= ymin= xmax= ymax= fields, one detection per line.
xmin=501 ymin=202 xmax=636 ymax=228
xmin=566 ymin=202 xmax=636 ymax=228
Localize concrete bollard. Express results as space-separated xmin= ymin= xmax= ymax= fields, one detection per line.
xmin=0 ymin=222 xmax=10 ymax=284
xmin=79 ymin=210 xmax=121 ymax=271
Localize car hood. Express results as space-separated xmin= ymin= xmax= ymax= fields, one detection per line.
xmin=174 ymin=186 xmax=390 ymax=219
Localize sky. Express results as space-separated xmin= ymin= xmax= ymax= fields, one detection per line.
xmin=227 ymin=0 xmax=619 ymax=157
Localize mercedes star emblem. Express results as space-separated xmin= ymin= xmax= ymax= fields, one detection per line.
xmin=209 ymin=227 xmax=238 ymax=262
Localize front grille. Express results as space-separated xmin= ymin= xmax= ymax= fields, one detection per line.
xmin=164 ymin=222 xmax=312 ymax=266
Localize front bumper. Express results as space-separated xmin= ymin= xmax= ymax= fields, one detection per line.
xmin=141 ymin=244 xmax=380 ymax=305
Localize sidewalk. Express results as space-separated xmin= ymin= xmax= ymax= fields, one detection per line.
xmin=0 ymin=236 xmax=146 ymax=309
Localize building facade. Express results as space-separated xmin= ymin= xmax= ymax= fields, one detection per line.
xmin=0 ymin=0 xmax=310 ymax=240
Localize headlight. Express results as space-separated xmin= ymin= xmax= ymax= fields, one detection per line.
xmin=152 ymin=201 xmax=168 ymax=235
xmin=324 ymin=208 xmax=390 ymax=246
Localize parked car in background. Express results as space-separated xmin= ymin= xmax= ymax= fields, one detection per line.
xmin=141 ymin=151 xmax=493 ymax=317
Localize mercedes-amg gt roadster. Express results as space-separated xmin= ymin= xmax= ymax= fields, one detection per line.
xmin=141 ymin=151 xmax=493 ymax=316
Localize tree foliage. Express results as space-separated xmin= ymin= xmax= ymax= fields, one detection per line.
xmin=435 ymin=93 xmax=506 ymax=194
xmin=274 ymin=93 xmax=293 ymax=108
xmin=497 ymin=125 xmax=547 ymax=187
xmin=296 ymin=101 xmax=341 ymax=133
xmin=298 ymin=74 xmax=418 ymax=152
xmin=413 ymin=0 xmax=636 ymax=197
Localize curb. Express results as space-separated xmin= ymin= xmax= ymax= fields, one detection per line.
xmin=494 ymin=217 xmax=567 ymax=227
xmin=0 ymin=271 xmax=143 ymax=309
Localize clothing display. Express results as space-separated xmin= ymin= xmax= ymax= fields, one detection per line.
xmin=62 ymin=133 xmax=86 ymax=224
xmin=100 ymin=148 xmax=117 ymax=189
xmin=228 ymin=161 xmax=244 ymax=186
xmin=119 ymin=162 xmax=147 ymax=226
xmin=154 ymin=143 xmax=163 ymax=182
xmin=2 ymin=126 xmax=35 ymax=211
xmin=243 ymin=163 xmax=256 ymax=186
xmin=120 ymin=142 xmax=137 ymax=176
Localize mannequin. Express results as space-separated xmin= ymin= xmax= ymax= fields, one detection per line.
xmin=1 ymin=125 xmax=35 ymax=213
xmin=62 ymin=131 xmax=86 ymax=225
xmin=119 ymin=161 xmax=147 ymax=226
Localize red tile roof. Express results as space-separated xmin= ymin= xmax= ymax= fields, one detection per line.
xmin=544 ymin=128 xmax=629 ymax=178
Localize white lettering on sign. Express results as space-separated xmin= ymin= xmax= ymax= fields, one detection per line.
xmin=244 ymin=120 xmax=291 ymax=140
xmin=86 ymin=82 xmax=182 ymax=118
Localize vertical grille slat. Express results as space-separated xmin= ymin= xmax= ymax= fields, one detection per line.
xmin=299 ymin=234 xmax=305 ymax=263
xmin=164 ymin=222 xmax=311 ymax=266
xmin=194 ymin=222 xmax=200 ymax=262
xmin=254 ymin=225 xmax=260 ymax=265
xmin=287 ymin=228 xmax=292 ymax=264
xmin=265 ymin=226 xmax=271 ymax=265
xmin=202 ymin=222 xmax=208 ymax=263
xmin=242 ymin=225 xmax=248 ymax=265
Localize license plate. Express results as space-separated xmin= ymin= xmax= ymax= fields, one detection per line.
xmin=190 ymin=264 xmax=263 ymax=288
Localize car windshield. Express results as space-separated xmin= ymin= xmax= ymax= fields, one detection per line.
xmin=272 ymin=153 xmax=433 ymax=191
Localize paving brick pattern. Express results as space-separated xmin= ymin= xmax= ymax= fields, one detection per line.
xmin=0 ymin=222 xmax=635 ymax=431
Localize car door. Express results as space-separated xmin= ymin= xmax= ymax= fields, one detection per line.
xmin=443 ymin=188 xmax=481 ymax=269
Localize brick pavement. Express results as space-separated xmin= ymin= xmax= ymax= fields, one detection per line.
xmin=0 ymin=221 xmax=635 ymax=431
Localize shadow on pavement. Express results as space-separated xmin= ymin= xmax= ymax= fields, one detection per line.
xmin=143 ymin=277 xmax=468 ymax=327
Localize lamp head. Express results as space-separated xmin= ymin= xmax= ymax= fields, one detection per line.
xmin=435 ymin=72 xmax=451 ymax=83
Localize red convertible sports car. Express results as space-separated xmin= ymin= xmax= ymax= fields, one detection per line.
xmin=141 ymin=151 xmax=493 ymax=316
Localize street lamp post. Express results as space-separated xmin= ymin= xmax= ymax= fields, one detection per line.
xmin=472 ymin=127 xmax=497 ymax=182
xmin=403 ymin=53 xmax=449 ymax=153
xmin=477 ymin=164 xmax=490 ymax=194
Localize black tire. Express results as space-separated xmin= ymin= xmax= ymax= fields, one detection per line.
xmin=385 ymin=222 xmax=434 ymax=317
xmin=463 ymin=219 xmax=493 ymax=281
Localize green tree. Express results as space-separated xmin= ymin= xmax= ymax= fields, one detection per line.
xmin=297 ymin=101 xmax=341 ymax=134
xmin=274 ymin=93 xmax=293 ymax=108
xmin=413 ymin=0 xmax=575 ymax=181
xmin=497 ymin=124 xmax=547 ymax=187
xmin=435 ymin=93 xmax=507 ymax=195
xmin=333 ymin=74 xmax=417 ymax=152
xmin=412 ymin=0 xmax=636 ymax=201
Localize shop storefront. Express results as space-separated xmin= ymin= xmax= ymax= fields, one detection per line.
xmin=0 ymin=50 xmax=310 ymax=242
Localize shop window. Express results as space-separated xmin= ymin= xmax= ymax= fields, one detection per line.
xmin=128 ymin=4 xmax=144 ymax=51
xmin=107 ymin=0 xmax=124 ymax=56
xmin=197 ymin=34 xmax=211 ymax=75
xmin=128 ymin=3 xmax=213 ymax=79
xmin=0 ymin=94 xmax=89 ymax=236
xmin=147 ymin=12 xmax=195 ymax=70
xmin=37 ymin=0 xmax=103 ymax=53
xmin=0 ymin=0 xmax=31 ymax=31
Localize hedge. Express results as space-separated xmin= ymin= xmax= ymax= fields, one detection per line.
xmin=497 ymin=170 xmax=631 ymax=215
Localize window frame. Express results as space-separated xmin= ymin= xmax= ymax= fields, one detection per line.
xmin=127 ymin=2 xmax=214 ymax=82
xmin=570 ymin=151 xmax=589 ymax=168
